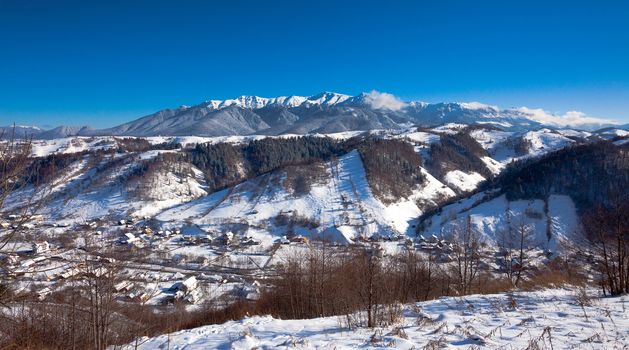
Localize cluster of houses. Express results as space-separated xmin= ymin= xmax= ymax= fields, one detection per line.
xmin=117 ymin=225 xmax=263 ymax=251
xmin=0 ymin=214 xmax=45 ymax=230
xmin=2 ymin=240 xmax=53 ymax=277
xmin=415 ymin=234 xmax=456 ymax=262
xmin=117 ymin=225 xmax=182 ymax=248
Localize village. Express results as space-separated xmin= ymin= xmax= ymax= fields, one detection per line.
xmin=0 ymin=211 xmax=487 ymax=309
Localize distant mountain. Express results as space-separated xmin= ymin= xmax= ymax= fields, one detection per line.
xmin=36 ymin=125 xmax=95 ymax=139
xmin=0 ymin=125 xmax=42 ymax=138
xmin=13 ymin=91 xmax=623 ymax=139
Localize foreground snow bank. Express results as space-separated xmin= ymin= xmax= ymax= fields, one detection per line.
xmin=123 ymin=288 xmax=628 ymax=349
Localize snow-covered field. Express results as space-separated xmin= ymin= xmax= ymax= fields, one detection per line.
xmin=124 ymin=288 xmax=629 ymax=349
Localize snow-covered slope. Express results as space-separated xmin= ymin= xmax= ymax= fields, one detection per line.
xmin=23 ymin=152 xmax=208 ymax=224
xmin=157 ymin=150 xmax=454 ymax=242
xmin=417 ymin=193 xmax=583 ymax=253
xmin=11 ymin=125 xmax=623 ymax=252
xmin=124 ymin=288 xmax=629 ymax=349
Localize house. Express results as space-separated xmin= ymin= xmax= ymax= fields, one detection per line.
xmin=220 ymin=232 xmax=235 ymax=245
xmin=169 ymin=276 xmax=198 ymax=293
xmin=2 ymin=254 xmax=19 ymax=265
xmin=114 ymin=281 xmax=134 ymax=292
xmin=31 ymin=214 xmax=44 ymax=221
xmin=197 ymin=234 xmax=213 ymax=244
xmin=59 ymin=267 xmax=81 ymax=279
xmin=277 ymin=236 xmax=290 ymax=245
xmin=91 ymin=266 xmax=108 ymax=277
xmin=181 ymin=276 xmax=198 ymax=291
xmin=289 ymin=235 xmax=309 ymax=244
xmin=181 ymin=235 xmax=196 ymax=245
xmin=21 ymin=259 xmax=36 ymax=268
xmin=32 ymin=241 xmax=50 ymax=254
xmin=120 ymin=232 xmax=139 ymax=244
xmin=37 ymin=287 xmax=52 ymax=300
xmin=242 ymin=237 xmax=260 ymax=246
xmin=245 ymin=280 xmax=261 ymax=300
xmin=33 ymin=256 xmax=47 ymax=264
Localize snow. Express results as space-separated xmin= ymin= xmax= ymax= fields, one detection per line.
xmin=522 ymin=129 xmax=575 ymax=157
xmin=614 ymin=138 xmax=629 ymax=146
xmin=12 ymin=127 xmax=598 ymax=249
xmin=478 ymin=129 xmax=577 ymax=168
xmin=383 ymin=167 xmax=455 ymax=234
xmin=547 ymin=194 xmax=582 ymax=250
xmin=459 ymin=101 xmax=499 ymax=111
xmin=305 ymin=91 xmax=351 ymax=106
xmin=124 ymin=288 xmax=629 ymax=349
xmin=158 ymin=150 xmax=454 ymax=242
xmin=481 ymin=156 xmax=504 ymax=175
xmin=431 ymin=123 xmax=469 ymax=134
xmin=418 ymin=194 xmax=583 ymax=253
xmin=444 ymin=171 xmax=485 ymax=192
xmin=159 ymin=150 xmax=395 ymax=242
xmin=605 ymin=128 xmax=629 ymax=137
xmin=468 ymin=129 xmax=514 ymax=150
xmin=397 ymin=131 xmax=441 ymax=144
xmin=130 ymin=167 xmax=208 ymax=218
xmin=30 ymin=137 xmax=117 ymax=157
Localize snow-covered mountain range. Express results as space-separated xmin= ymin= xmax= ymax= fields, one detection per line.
xmin=4 ymin=91 xmax=623 ymax=139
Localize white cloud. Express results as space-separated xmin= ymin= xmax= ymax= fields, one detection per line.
xmin=459 ymin=102 xmax=499 ymax=111
xmin=511 ymin=107 xmax=618 ymax=127
xmin=362 ymin=90 xmax=407 ymax=111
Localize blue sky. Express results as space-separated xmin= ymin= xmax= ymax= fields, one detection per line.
xmin=1 ymin=0 xmax=628 ymax=128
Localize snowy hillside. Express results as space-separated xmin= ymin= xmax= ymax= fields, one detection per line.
xmin=125 ymin=288 xmax=629 ymax=349
xmin=417 ymin=193 xmax=583 ymax=253
xmin=10 ymin=125 xmax=626 ymax=251
xmin=157 ymin=149 xmax=454 ymax=242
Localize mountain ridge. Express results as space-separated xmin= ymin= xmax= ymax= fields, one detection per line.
xmin=3 ymin=91 xmax=623 ymax=139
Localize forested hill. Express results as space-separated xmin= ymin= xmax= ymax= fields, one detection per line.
xmin=485 ymin=141 xmax=629 ymax=211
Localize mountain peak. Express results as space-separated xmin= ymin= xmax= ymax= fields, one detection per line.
xmin=305 ymin=92 xmax=351 ymax=106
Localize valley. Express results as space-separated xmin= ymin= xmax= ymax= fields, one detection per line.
xmin=1 ymin=122 xmax=628 ymax=348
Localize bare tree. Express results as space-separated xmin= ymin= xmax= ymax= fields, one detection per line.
xmin=357 ymin=245 xmax=382 ymax=328
xmin=0 ymin=125 xmax=34 ymax=305
xmin=449 ymin=216 xmax=482 ymax=295
xmin=498 ymin=217 xmax=534 ymax=287
xmin=583 ymin=201 xmax=629 ymax=296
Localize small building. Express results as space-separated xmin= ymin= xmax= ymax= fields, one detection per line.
xmin=289 ymin=235 xmax=309 ymax=244
xmin=277 ymin=236 xmax=290 ymax=245
xmin=242 ymin=237 xmax=260 ymax=246
xmin=37 ymin=287 xmax=52 ymax=301
xmin=169 ymin=276 xmax=198 ymax=293
xmin=114 ymin=281 xmax=134 ymax=292
xmin=32 ymin=241 xmax=50 ymax=254
xmin=120 ymin=232 xmax=139 ymax=245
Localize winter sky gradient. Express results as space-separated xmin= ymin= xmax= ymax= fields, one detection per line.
xmin=1 ymin=0 xmax=628 ymax=127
